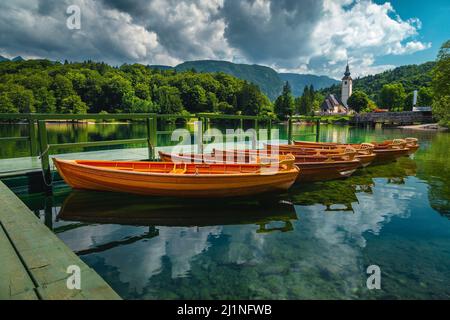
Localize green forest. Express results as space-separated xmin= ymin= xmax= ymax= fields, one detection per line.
xmin=0 ymin=59 xmax=274 ymax=118
xmin=320 ymin=62 xmax=435 ymax=112
xmin=0 ymin=40 xmax=448 ymax=126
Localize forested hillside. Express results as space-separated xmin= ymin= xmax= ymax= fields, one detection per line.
xmin=150 ymin=60 xmax=338 ymax=100
xmin=278 ymin=73 xmax=338 ymax=96
xmin=175 ymin=60 xmax=283 ymax=100
xmin=321 ymin=62 xmax=435 ymax=104
xmin=0 ymin=60 xmax=273 ymax=117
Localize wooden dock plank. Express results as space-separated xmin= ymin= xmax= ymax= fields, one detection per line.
xmin=0 ymin=227 xmax=38 ymax=300
xmin=0 ymin=181 xmax=121 ymax=300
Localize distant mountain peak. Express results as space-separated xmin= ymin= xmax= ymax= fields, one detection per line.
xmin=174 ymin=60 xmax=338 ymax=100
xmin=0 ymin=55 xmax=26 ymax=62
xmin=278 ymin=73 xmax=339 ymax=96
xmin=148 ymin=64 xmax=174 ymax=70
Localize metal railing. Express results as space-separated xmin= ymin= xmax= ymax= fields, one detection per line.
xmin=0 ymin=113 xmax=275 ymax=177
xmin=288 ymin=116 xmax=321 ymax=144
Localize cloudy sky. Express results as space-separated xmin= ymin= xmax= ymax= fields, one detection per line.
xmin=0 ymin=0 xmax=448 ymax=78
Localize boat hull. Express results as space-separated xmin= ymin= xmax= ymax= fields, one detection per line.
xmin=406 ymin=144 xmax=419 ymax=155
xmin=53 ymin=159 xmax=299 ymax=198
xmin=356 ymin=153 xmax=377 ymax=167
xmin=372 ymin=148 xmax=410 ymax=163
xmin=268 ymin=144 xmax=373 ymax=168
xmin=295 ymin=160 xmax=361 ymax=182
xmin=200 ymin=148 xmax=361 ymax=182
xmin=293 ymin=140 xmax=411 ymax=164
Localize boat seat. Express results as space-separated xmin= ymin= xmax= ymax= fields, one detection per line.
xmin=170 ymin=163 xmax=187 ymax=174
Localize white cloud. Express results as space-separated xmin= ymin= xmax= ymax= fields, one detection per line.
xmin=387 ymin=41 xmax=432 ymax=55
xmin=0 ymin=0 xmax=431 ymax=77
xmin=308 ymin=0 xmax=431 ymax=77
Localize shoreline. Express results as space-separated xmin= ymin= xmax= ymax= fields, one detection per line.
xmin=398 ymin=123 xmax=448 ymax=131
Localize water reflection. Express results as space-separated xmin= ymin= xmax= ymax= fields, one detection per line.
xmin=13 ymin=126 xmax=450 ymax=299
xmin=287 ymin=157 xmax=417 ymax=212
xmin=57 ymin=191 xmax=297 ymax=230
xmin=52 ymin=192 xmax=297 ymax=294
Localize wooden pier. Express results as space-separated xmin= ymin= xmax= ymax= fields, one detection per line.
xmin=0 ymin=180 xmax=121 ymax=300
xmin=0 ymin=112 xmax=320 ymax=299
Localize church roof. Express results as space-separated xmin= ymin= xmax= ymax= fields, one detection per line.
xmin=321 ymin=94 xmax=348 ymax=112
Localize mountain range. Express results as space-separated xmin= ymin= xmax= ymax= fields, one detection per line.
xmin=0 ymin=55 xmax=25 ymax=62
xmin=150 ymin=60 xmax=339 ymax=100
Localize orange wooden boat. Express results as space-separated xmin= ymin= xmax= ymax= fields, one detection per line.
xmin=374 ymin=137 xmax=419 ymax=155
xmin=52 ymin=158 xmax=299 ymax=198
xmin=363 ymin=139 xmax=411 ymax=162
xmin=212 ymin=149 xmax=361 ymax=182
xmin=158 ymin=150 xmax=294 ymax=165
xmin=405 ymin=138 xmax=420 ymax=154
xmin=266 ymin=143 xmax=376 ymax=168
xmin=293 ymin=139 xmax=411 ymax=163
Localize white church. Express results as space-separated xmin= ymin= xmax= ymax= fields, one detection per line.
xmin=320 ymin=63 xmax=353 ymax=114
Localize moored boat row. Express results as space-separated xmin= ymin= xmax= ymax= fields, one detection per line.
xmin=53 ymin=157 xmax=299 ymax=198
xmin=53 ymin=137 xmax=419 ymax=198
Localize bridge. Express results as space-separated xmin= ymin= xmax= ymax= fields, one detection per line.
xmin=351 ymin=111 xmax=434 ymax=126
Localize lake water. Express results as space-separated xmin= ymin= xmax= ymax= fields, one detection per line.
xmin=2 ymin=122 xmax=450 ymax=299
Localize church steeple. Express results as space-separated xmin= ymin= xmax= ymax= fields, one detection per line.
xmin=344 ymin=62 xmax=351 ymax=77
xmin=341 ymin=61 xmax=353 ymax=108
xmin=342 ymin=61 xmax=351 ymax=80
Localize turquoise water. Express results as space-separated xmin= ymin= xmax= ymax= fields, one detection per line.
xmin=5 ymin=123 xmax=450 ymax=299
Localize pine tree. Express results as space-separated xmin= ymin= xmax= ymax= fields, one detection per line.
xmin=274 ymin=82 xmax=294 ymax=119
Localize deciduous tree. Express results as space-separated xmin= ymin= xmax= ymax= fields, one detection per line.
xmin=432 ymin=40 xmax=450 ymax=126
xmin=347 ymin=90 xmax=369 ymax=113
xmin=379 ymin=83 xmax=406 ymax=111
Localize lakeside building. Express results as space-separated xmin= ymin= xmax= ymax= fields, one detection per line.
xmin=320 ymin=63 xmax=353 ymax=114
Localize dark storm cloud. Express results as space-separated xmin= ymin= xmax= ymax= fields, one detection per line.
xmin=101 ymin=0 xmax=151 ymax=17
xmin=100 ymin=0 xmax=324 ymax=65
xmin=220 ymin=0 xmax=323 ymax=66
xmin=100 ymin=0 xmax=226 ymax=61
xmin=0 ymin=0 xmax=163 ymax=64
xmin=37 ymin=0 xmax=60 ymax=15
xmin=0 ymin=1 xmax=68 ymax=57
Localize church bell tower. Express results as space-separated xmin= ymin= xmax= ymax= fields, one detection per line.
xmin=341 ymin=62 xmax=352 ymax=107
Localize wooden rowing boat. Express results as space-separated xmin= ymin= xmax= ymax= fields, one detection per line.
xmin=52 ymin=158 xmax=300 ymax=198
xmin=211 ymin=149 xmax=361 ymax=182
xmin=373 ymin=137 xmax=419 ymax=155
xmin=405 ymin=138 xmax=420 ymax=154
xmin=293 ymin=139 xmax=411 ymax=163
xmin=158 ymin=150 xmax=295 ymax=166
xmin=266 ymin=143 xmax=376 ymax=168
xmin=364 ymin=140 xmax=411 ymax=162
